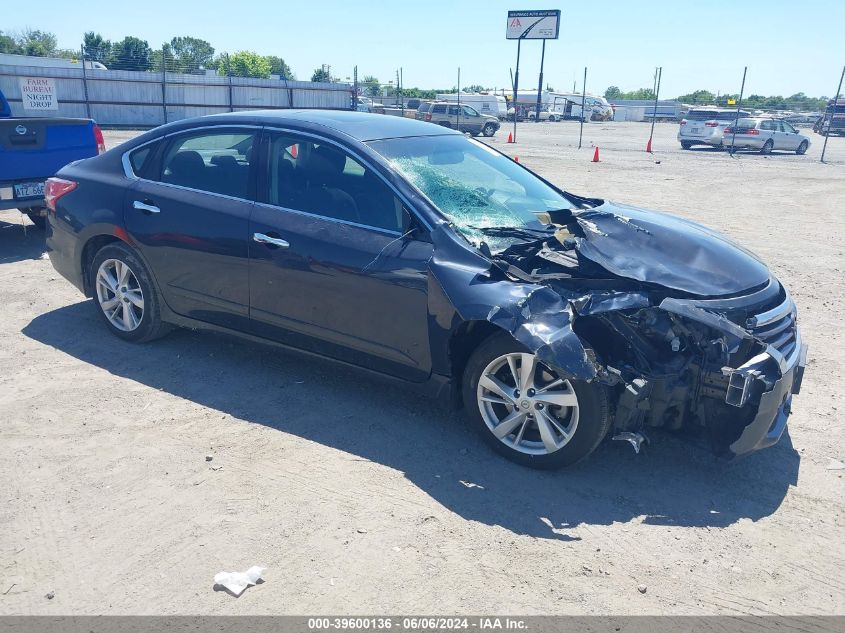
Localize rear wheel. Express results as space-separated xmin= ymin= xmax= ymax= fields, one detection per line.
xmin=462 ymin=333 xmax=610 ymax=469
xmin=91 ymin=242 xmax=170 ymax=343
xmin=24 ymin=208 xmax=46 ymax=229
xmin=796 ymin=140 xmax=808 ymax=155
xmin=760 ymin=139 xmax=774 ymax=155
xmin=680 ymin=141 xmax=693 ymax=149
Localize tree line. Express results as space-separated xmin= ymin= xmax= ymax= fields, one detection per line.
xmin=1 ymin=29 xmax=347 ymax=81
xmin=604 ymin=85 xmax=830 ymax=111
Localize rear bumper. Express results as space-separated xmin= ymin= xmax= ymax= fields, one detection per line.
xmin=723 ymin=135 xmax=765 ymax=149
xmin=722 ymin=333 xmax=807 ymax=458
xmin=678 ymin=130 xmax=724 ymax=146
xmin=0 ymin=180 xmax=46 ymax=211
xmin=45 ymin=215 xmax=86 ymax=294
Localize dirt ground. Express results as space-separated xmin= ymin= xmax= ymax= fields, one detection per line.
xmin=1 ymin=121 xmax=843 ymax=615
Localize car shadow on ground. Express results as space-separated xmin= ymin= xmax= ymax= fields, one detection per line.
xmin=0 ymin=218 xmax=45 ymax=264
xmin=23 ymin=302 xmax=800 ymax=542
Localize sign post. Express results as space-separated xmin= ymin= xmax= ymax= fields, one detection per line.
xmin=506 ymin=9 xmax=560 ymax=141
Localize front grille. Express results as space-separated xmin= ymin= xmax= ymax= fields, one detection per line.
xmin=745 ymin=292 xmax=798 ymax=362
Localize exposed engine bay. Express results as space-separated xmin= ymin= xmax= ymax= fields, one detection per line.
xmin=429 ymin=199 xmax=807 ymax=458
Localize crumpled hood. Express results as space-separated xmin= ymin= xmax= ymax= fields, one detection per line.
xmin=569 ymin=202 xmax=771 ymax=297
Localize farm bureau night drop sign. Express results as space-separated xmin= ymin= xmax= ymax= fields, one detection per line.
xmin=506 ymin=10 xmax=561 ymax=39
xmin=19 ymin=77 xmax=58 ymax=111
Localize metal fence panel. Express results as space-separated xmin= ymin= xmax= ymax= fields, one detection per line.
xmin=0 ymin=60 xmax=353 ymax=127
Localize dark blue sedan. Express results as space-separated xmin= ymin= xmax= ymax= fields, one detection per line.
xmin=45 ymin=110 xmax=806 ymax=468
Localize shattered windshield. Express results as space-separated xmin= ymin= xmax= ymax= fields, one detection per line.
xmin=367 ymin=135 xmax=574 ymax=251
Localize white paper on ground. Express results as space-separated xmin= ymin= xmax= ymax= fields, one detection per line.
xmin=213 ymin=565 xmax=265 ymax=596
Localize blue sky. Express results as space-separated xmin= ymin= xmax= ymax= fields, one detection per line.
xmin=5 ymin=0 xmax=843 ymax=97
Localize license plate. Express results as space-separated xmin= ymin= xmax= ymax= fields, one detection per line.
xmin=691 ymin=127 xmax=701 ymax=134
xmin=14 ymin=181 xmax=45 ymax=199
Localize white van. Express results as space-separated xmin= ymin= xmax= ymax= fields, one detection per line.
xmin=436 ymin=94 xmax=508 ymax=120
xmin=550 ymin=92 xmax=614 ymax=121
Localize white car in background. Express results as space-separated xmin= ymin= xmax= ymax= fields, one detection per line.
xmin=678 ymin=107 xmax=751 ymax=149
xmin=722 ymin=117 xmax=811 ymax=155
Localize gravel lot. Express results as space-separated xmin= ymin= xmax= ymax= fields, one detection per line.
xmin=1 ymin=121 xmax=843 ymax=615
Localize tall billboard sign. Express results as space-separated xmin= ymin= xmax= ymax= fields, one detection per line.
xmin=506 ymin=10 xmax=561 ymax=40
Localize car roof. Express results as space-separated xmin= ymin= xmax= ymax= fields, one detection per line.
xmin=201 ymin=109 xmax=460 ymax=142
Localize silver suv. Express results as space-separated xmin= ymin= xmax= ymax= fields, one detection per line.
xmin=678 ymin=108 xmax=751 ymax=149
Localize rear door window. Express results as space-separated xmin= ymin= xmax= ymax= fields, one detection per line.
xmin=432 ymin=104 xmax=446 ymax=114
xmin=159 ymin=129 xmax=256 ymax=199
xmin=760 ymin=120 xmax=776 ymax=131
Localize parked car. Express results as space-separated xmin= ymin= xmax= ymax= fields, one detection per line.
xmin=526 ymin=108 xmax=561 ymax=122
xmin=425 ymin=102 xmax=500 ymax=137
xmin=0 ymin=88 xmax=105 ymax=228
xmin=813 ymin=99 xmax=845 ymax=136
xmin=722 ymin=118 xmax=811 ymax=154
xmin=46 ymin=111 xmax=806 ymax=469
xmin=415 ymin=101 xmax=434 ymax=121
xmin=678 ymin=107 xmax=751 ymax=149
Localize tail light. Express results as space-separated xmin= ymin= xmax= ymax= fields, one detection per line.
xmin=425 ymin=113 xmax=432 ymax=122
xmin=680 ymin=119 xmax=687 ymax=125
xmin=723 ymin=127 xmax=732 ymax=134
xmin=93 ymin=124 xmax=106 ymax=154
xmin=45 ymin=177 xmax=78 ymax=212
xmin=705 ymin=121 xmax=719 ymax=127
xmin=745 ymin=129 xmax=759 ymax=135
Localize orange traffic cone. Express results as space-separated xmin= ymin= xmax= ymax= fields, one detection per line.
xmin=507 ymin=132 xmax=513 ymax=143
xmin=646 ymin=137 xmax=653 ymax=153
xmin=592 ymin=146 xmax=600 ymax=162
xmin=514 ymin=156 xmax=519 ymax=162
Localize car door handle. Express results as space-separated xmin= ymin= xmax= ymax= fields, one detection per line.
xmin=253 ymin=232 xmax=290 ymax=248
xmin=133 ymin=200 xmax=160 ymax=214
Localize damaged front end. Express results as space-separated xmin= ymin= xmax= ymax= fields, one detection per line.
xmin=430 ymin=202 xmax=807 ymax=459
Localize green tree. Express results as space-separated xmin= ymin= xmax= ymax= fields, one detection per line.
xmin=169 ymin=36 xmax=214 ymax=72
xmin=604 ymin=86 xmax=621 ymax=99
xmin=311 ymin=66 xmax=331 ymax=83
xmin=361 ymin=75 xmax=381 ymax=97
xmin=675 ymin=89 xmax=716 ymax=104
xmin=83 ymin=32 xmax=111 ymax=63
xmin=0 ymin=31 xmax=23 ymax=54
xmin=17 ymin=29 xmax=57 ymax=57
xmin=264 ymin=55 xmax=293 ymax=79
xmin=217 ymin=51 xmax=272 ymax=78
xmin=463 ymin=84 xmax=486 ymax=93
xmin=110 ymin=36 xmax=153 ymax=71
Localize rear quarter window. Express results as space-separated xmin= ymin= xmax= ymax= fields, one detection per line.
xmin=128 ymin=142 xmax=158 ymax=177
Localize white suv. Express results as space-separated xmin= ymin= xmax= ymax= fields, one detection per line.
xmin=678 ymin=108 xmax=751 ymax=149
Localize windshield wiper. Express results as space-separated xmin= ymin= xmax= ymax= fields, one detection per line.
xmin=468 ymin=225 xmax=556 ymax=240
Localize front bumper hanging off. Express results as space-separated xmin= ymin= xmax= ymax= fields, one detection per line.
xmin=721 ymin=330 xmax=807 ymax=457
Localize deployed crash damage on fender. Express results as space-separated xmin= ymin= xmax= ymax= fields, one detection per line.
xmin=427 ymin=199 xmax=806 ymax=459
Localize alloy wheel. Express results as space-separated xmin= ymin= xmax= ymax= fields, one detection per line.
xmin=476 ymin=352 xmax=580 ymax=455
xmin=95 ymin=258 xmax=145 ymax=332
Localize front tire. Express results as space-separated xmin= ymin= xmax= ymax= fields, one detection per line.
xmin=482 ymin=122 xmax=497 ymax=137
xmin=462 ymin=333 xmax=611 ymax=469
xmin=90 ymin=242 xmax=170 ymax=343
xmin=796 ymin=140 xmax=808 ymax=155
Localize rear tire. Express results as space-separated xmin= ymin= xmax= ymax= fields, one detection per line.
xmin=796 ymin=140 xmax=808 ymax=155
xmin=25 ymin=208 xmax=46 ymax=230
xmin=680 ymin=141 xmax=693 ymax=149
xmin=461 ymin=333 xmax=611 ymax=469
xmin=90 ymin=242 xmax=171 ymax=343
xmin=760 ymin=139 xmax=774 ymax=155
